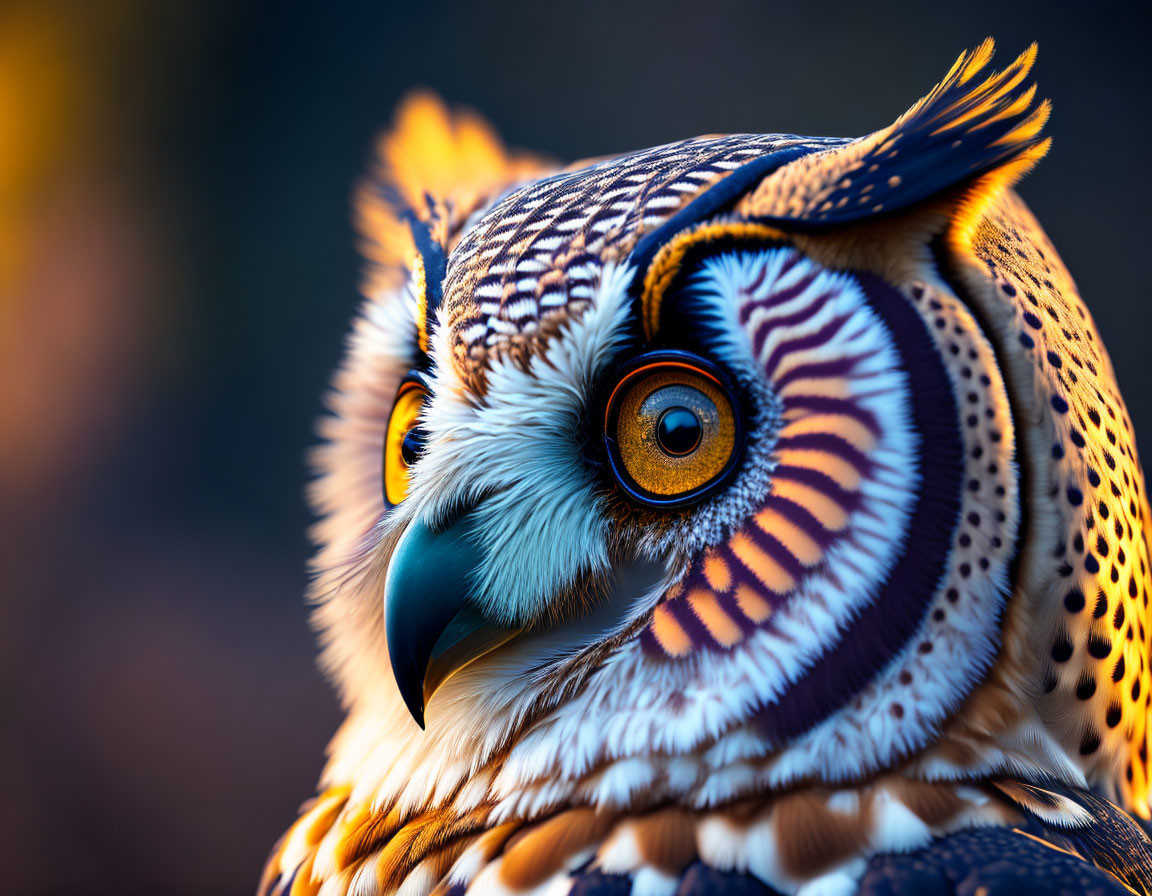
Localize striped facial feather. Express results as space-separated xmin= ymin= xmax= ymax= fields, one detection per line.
xmin=622 ymin=238 xmax=1025 ymax=784
xmin=764 ymin=272 xmax=1022 ymax=784
xmin=643 ymin=246 xmax=922 ymax=660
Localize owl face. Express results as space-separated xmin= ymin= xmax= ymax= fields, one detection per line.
xmin=306 ymin=41 xmax=1150 ymax=831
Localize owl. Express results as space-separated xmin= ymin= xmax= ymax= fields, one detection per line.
xmin=260 ymin=41 xmax=1152 ymax=896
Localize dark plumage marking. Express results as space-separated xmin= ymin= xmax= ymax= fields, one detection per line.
xmin=561 ymin=823 xmax=1144 ymax=895
xmin=1051 ymin=636 xmax=1073 ymax=663
xmin=567 ymin=870 xmax=634 ymax=895
xmin=861 ymin=824 xmax=1139 ymax=896
xmin=755 ymin=272 xmax=964 ymax=741
xmin=1089 ymin=634 xmax=1113 ymax=659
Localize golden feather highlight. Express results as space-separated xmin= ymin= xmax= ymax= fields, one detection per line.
xmin=639 ymin=220 xmax=786 ymax=339
xmin=353 ymin=90 xmax=550 ymax=336
xmin=738 ymin=39 xmax=1051 ymax=228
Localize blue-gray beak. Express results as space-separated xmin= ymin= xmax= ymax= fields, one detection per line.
xmin=384 ymin=514 xmax=519 ymax=729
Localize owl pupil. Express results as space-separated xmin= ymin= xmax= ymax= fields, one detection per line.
xmin=656 ymin=407 xmax=702 ymax=456
xmin=400 ymin=427 xmax=426 ymax=467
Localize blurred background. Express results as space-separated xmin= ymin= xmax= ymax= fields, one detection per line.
xmin=2 ymin=1 xmax=1148 ymax=892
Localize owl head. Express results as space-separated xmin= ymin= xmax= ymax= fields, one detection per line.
xmin=307 ymin=41 xmax=1150 ymax=830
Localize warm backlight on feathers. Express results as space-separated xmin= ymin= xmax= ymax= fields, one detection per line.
xmin=604 ymin=353 xmax=740 ymax=507
xmin=383 ymin=380 xmax=428 ymax=507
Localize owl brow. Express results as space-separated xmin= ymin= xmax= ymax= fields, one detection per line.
xmin=402 ymin=210 xmax=448 ymax=366
xmin=373 ymin=178 xmax=449 ymax=365
xmin=626 ymin=143 xmax=825 ymax=324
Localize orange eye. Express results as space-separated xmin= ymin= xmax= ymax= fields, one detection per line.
xmin=604 ymin=352 xmax=741 ymax=507
xmin=383 ymin=380 xmax=428 ymax=507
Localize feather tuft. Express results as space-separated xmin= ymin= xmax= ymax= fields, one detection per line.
xmin=740 ymin=39 xmax=1051 ymax=227
xmin=354 ymin=91 xmax=548 ymax=350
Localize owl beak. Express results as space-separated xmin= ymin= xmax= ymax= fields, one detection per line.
xmin=384 ymin=515 xmax=520 ymax=729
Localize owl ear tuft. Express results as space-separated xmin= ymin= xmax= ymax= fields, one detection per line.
xmin=740 ymin=39 xmax=1051 ymax=228
xmin=354 ymin=91 xmax=550 ymax=350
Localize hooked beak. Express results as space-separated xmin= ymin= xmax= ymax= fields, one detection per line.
xmin=384 ymin=513 xmax=520 ymax=729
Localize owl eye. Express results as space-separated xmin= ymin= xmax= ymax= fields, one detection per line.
xmin=603 ymin=351 xmax=741 ymax=507
xmin=383 ymin=378 xmax=429 ymax=507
